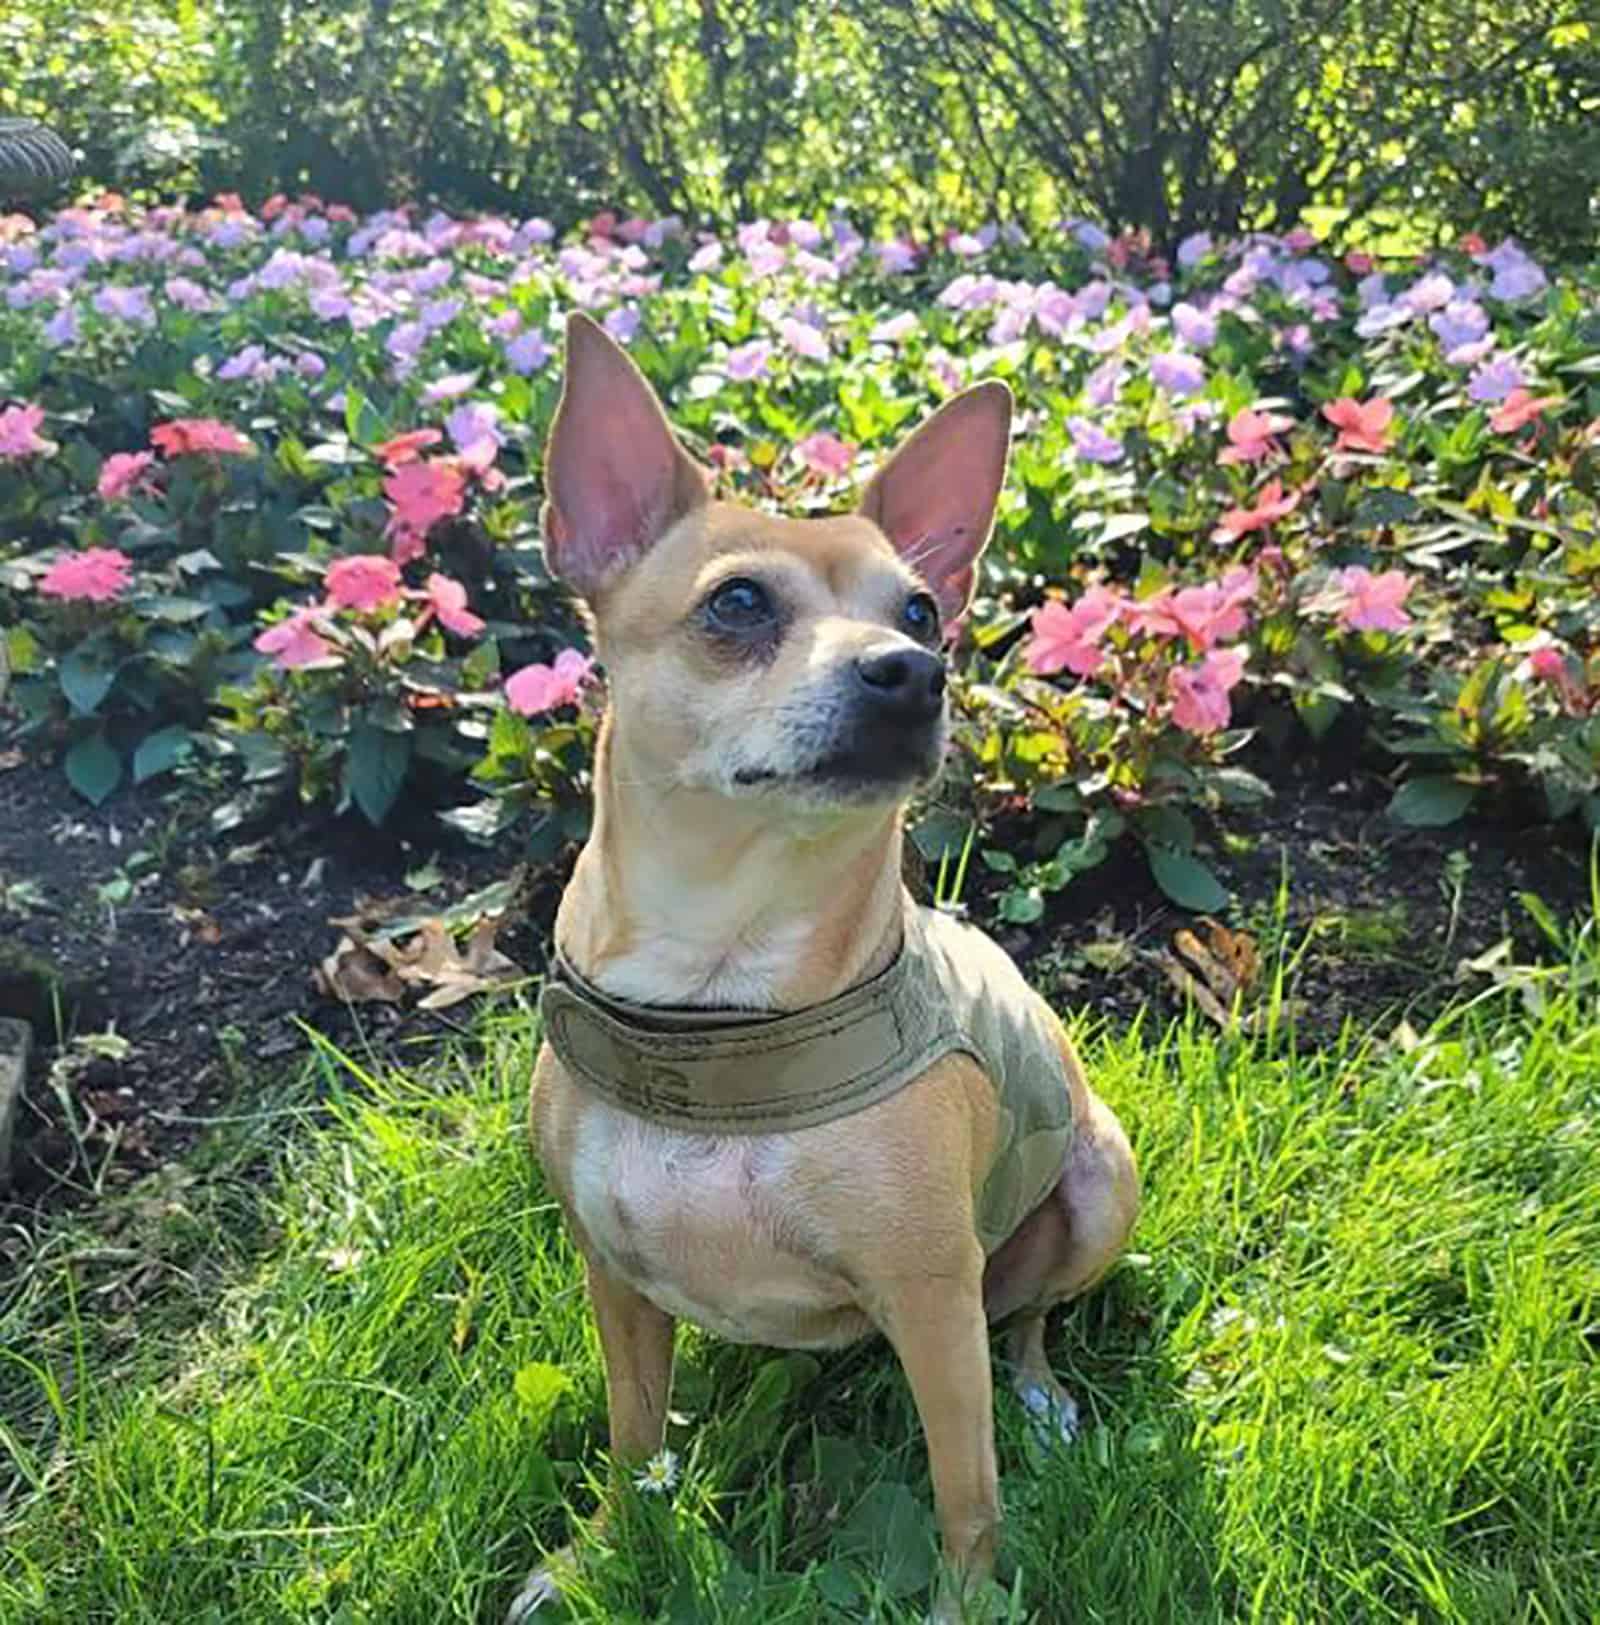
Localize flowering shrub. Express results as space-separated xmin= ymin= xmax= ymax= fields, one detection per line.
xmin=1 ymin=194 xmax=1597 ymax=906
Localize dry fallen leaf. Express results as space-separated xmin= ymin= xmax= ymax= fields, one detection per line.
xmin=0 ymin=747 xmax=23 ymax=772
xmin=1162 ymin=919 xmax=1263 ymax=1029
xmin=315 ymin=904 xmax=523 ymax=1008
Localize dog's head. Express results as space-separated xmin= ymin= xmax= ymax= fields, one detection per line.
xmin=543 ymin=313 xmax=1011 ymax=812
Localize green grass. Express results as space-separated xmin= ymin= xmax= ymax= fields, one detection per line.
xmin=3 ymin=949 xmax=1600 ymax=1624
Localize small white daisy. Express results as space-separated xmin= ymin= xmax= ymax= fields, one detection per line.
xmin=633 ymin=1449 xmax=680 ymax=1495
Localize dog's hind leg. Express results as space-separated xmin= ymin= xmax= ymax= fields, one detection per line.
xmin=982 ymin=1088 xmax=1138 ymax=1445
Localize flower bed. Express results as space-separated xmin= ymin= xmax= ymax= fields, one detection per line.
xmin=2 ymin=197 xmax=1597 ymax=907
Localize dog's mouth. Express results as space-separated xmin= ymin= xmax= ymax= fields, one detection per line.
xmin=731 ymin=738 xmax=942 ymax=799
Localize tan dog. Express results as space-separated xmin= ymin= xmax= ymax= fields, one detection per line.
xmin=510 ymin=313 xmax=1139 ymax=1623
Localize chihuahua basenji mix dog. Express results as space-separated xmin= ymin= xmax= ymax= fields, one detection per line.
xmin=509 ymin=313 xmax=1139 ymax=1622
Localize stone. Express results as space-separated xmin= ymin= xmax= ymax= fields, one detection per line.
xmin=0 ymin=1016 xmax=32 ymax=1191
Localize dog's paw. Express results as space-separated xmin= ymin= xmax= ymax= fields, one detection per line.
xmin=1016 ymin=1376 xmax=1081 ymax=1447
xmin=504 ymin=1564 xmax=564 ymax=1623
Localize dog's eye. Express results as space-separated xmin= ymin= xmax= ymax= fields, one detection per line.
xmin=706 ymin=577 xmax=774 ymax=631
xmin=901 ymin=591 xmax=941 ymax=642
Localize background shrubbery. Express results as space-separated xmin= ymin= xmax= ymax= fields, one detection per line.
xmin=3 ymin=197 xmax=1598 ymax=911
xmin=2 ymin=1 xmax=1596 ymax=258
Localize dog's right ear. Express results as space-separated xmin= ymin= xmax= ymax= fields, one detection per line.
xmin=541 ymin=312 xmax=709 ymax=598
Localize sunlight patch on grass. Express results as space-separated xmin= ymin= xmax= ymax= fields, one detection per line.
xmin=3 ymin=974 xmax=1599 ymax=1622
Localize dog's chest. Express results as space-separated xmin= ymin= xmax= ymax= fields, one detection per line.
xmin=565 ymin=1104 xmax=872 ymax=1348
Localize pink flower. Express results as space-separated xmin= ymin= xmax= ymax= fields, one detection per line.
xmin=794 ymin=431 xmax=856 ymax=479
xmin=325 ymin=554 xmax=403 ymax=611
xmin=1023 ymin=587 xmax=1122 ymax=677
xmin=1169 ymin=647 xmax=1247 ymax=735
xmin=38 ymin=547 xmax=133 ymax=602
xmin=384 ymin=460 xmax=467 ymax=562
xmin=0 ymin=402 xmax=54 ymax=460
xmin=374 ymin=428 xmax=443 ymax=466
xmin=1215 ymin=479 xmax=1301 ymax=540
xmin=505 ymin=648 xmax=593 ymax=715
xmin=1322 ymin=396 xmax=1395 ymax=455
xmin=1326 ymin=566 xmax=1415 ymax=633
xmin=423 ymin=572 xmax=485 ymax=637
xmin=1489 ymin=388 xmax=1562 ymax=435
xmin=150 ymin=417 xmax=253 ymax=458
xmin=1528 ymin=647 xmax=1567 ymax=683
xmin=1131 ymin=568 xmax=1257 ymax=653
xmin=255 ymin=607 xmax=335 ymax=669
xmin=1344 ymin=252 xmax=1375 ymax=274
xmin=97 ymin=450 xmax=156 ymax=501
xmin=1218 ymin=408 xmax=1294 ymax=466
xmin=1526 ymin=645 xmax=1587 ymax=714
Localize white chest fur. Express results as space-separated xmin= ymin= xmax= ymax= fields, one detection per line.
xmin=565 ymin=1100 xmax=874 ymax=1348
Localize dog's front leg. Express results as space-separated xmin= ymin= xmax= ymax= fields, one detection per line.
xmin=506 ymin=1255 xmax=675 ymax=1622
xmin=876 ymin=1256 xmax=1001 ymax=1624
xmin=585 ymin=1252 xmax=677 ymax=1465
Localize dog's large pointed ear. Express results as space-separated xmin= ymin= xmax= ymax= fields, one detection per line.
xmin=858 ymin=381 xmax=1012 ymax=622
xmin=541 ymin=312 xmax=710 ymax=598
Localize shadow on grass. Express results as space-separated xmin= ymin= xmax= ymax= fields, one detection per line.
xmin=4 ymin=972 xmax=1599 ymax=1623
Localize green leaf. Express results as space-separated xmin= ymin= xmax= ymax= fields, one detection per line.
xmin=836 ymin=1483 xmax=935 ymax=1599
xmin=512 ymin=1362 xmax=572 ymax=1434
xmin=65 ymin=732 xmax=122 ymax=806
xmin=1211 ymin=766 xmax=1273 ymax=806
xmin=133 ymin=726 xmax=192 ymax=784
xmin=980 ymin=849 xmax=1017 ymax=874
xmin=1145 ymin=844 xmax=1229 ymax=912
xmin=1389 ymin=776 xmax=1476 ymax=828
xmin=346 ymin=722 xmax=413 ymax=826
xmin=58 ymin=644 xmax=117 ymax=716
xmin=998 ymin=887 xmax=1044 ymax=924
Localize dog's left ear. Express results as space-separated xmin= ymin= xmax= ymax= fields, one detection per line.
xmin=858 ymin=381 xmax=1012 ymax=622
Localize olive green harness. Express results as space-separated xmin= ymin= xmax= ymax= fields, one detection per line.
xmin=539 ymin=900 xmax=1074 ymax=1253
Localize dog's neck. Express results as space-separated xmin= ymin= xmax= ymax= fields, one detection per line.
xmin=555 ymin=717 xmax=907 ymax=1011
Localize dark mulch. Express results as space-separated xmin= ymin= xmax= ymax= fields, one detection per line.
xmin=0 ymin=740 xmax=1590 ymax=1225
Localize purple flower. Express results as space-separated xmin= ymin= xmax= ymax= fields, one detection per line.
xmin=310 ymin=288 xmax=352 ymax=322
xmin=1400 ymin=272 xmax=1455 ymax=313
xmin=873 ymin=240 xmax=917 ymax=274
xmin=870 ymin=312 xmax=919 ymax=344
xmin=1067 ymin=416 xmax=1124 ymax=465
xmin=1356 ymin=272 xmax=1390 ymax=309
xmin=1355 ymin=303 xmax=1412 ymax=339
xmin=1085 ymin=361 xmax=1126 ymax=408
xmin=504 ymin=330 xmax=552 ymax=374
xmin=421 ymin=371 xmax=479 ymax=404
xmin=1428 ymin=300 xmax=1489 ymax=353
xmin=1071 ymin=222 xmax=1110 ymax=254
xmin=294 ymin=352 xmax=327 ymax=380
xmin=726 ymin=338 xmax=773 ymax=380
xmin=1467 ymin=355 xmax=1526 ymax=403
xmin=92 ymin=284 xmax=156 ymax=325
xmin=604 ymin=305 xmax=640 ymax=343
xmin=386 ymin=320 xmax=427 ymax=363
xmin=1034 ymin=284 xmax=1079 ymax=336
xmin=420 ymin=297 xmax=463 ymax=330
xmin=777 ymin=316 xmax=829 ymax=362
xmin=1077 ymin=281 xmax=1112 ymax=321
xmin=1170 ymin=301 xmax=1217 ymax=350
xmin=1176 ymin=232 xmax=1213 ymax=268
xmin=43 ymin=304 xmax=79 ymax=347
xmin=1150 ymin=350 xmax=1206 ymax=398
xmin=218 ymin=343 xmax=268 ymax=381
xmin=446 ymin=401 xmax=502 ymax=453
xmin=1489 ymin=251 xmax=1547 ymax=303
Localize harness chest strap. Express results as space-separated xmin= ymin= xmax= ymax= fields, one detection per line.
xmin=538 ymin=912 xmax=964 ymax=1135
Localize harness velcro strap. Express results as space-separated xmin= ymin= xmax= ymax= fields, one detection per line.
xmin=538 ymin=915 xmax=961 ymax=1133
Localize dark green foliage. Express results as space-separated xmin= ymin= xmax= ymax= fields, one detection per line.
xmin=2 ymin=1 xmax=1595 ymax=255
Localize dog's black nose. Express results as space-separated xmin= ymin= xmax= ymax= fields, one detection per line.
xmin=854 ymin=645 xmax=947 ymax=722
